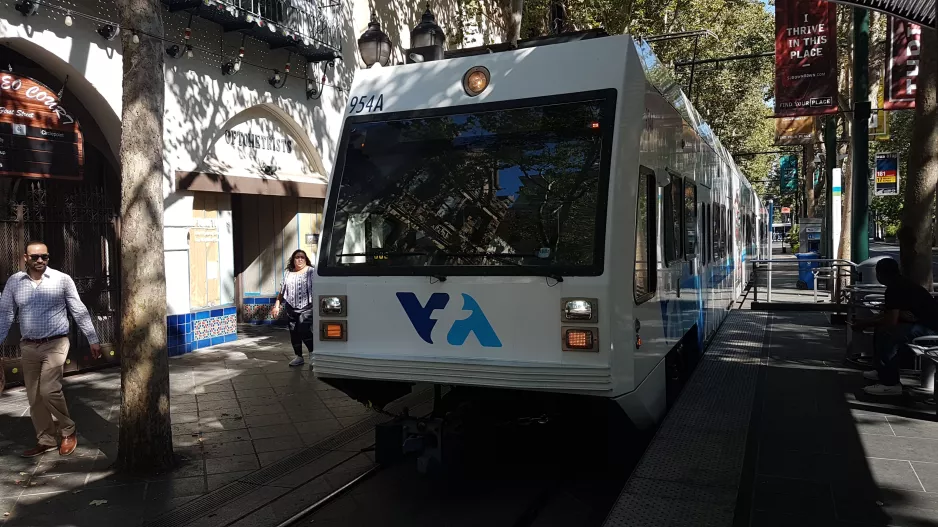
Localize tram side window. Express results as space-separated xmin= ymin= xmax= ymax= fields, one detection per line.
xmin=663 ymin=174 xmax=683 ymax=265
xmin=717 ymin=205 xmax=726 ymax=259
xmin=683 ymin=180 xmax=698 ymax=259
xmin=634 ymin=169 xmax=657 ymax=304
xmin=708 ymin=204 xmax=713 ymax=264
xmin=712 ymin=204 xmax=719 ymax=259
xmin=704 ymin=204 xmax=711 ymax=265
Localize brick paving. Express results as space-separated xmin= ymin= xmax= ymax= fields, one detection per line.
xmin=0 ymin=325 xmax=375 ymax=526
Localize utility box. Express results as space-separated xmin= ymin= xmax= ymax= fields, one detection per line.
xmin=799 ymin=218 xmax=823 ymax=254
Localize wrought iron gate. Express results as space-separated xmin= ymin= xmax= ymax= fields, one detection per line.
xmin=0 ymin=178 xmax=119 ymax=384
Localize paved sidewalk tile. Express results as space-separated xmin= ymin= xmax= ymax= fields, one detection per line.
xmin=0 ymin=325 xmax=374 ymax=526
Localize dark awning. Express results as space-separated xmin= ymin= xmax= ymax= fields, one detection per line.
xmin=829 ymin=0 xmax=934 ymax=27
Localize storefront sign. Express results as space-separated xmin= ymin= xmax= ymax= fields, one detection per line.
xmin=874 ymin=152 xmax=900 ymax=196
xmin=775 ymin=115 xmax=815 ymax=145
xmin=885 ymin=17 xmax=921 ymax=110
xmin=774 ymin=0 xmax=838 ymax=116
xmin=224 ymin=129 xmax=293 ymax=154
xmin=781 ymin=207 xmax=791 ymax=214
xmin=0 ymin=73 xmax=83 ymax=180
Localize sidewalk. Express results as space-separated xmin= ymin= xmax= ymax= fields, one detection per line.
xmin=606 ymin=284 xmax=938 ymax=526
xmin=0 ymin=325 xmax=376 ymax=526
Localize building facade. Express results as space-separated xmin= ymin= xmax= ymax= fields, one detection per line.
xmin=0 ymin=0 xmax=503 ymax=378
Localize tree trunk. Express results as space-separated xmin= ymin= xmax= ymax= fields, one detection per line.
xmin=898 ymin=28 xmax=938 ymax=290
xmin=805 ymin=143 xmax=815 ymax=218
xmin=504 ymin=0 xmax=524 ymax=45
xmin=115 ymin=0 xmax=174 ymax=472
xmin=838 ymin=124 xmax=853 ymax=263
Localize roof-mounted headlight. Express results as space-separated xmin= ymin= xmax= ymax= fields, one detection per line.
xmin=463 ymin=66 xmax=490 ymax=96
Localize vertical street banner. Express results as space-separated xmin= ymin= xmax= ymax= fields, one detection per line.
xmin=774 ymin=0 xmax=838 ymax=116
xmin=874 ymin=152 xmax=900 ymax=196
xmin=780 ymin=154 xmax=799 ymax=192
xmin=775 ymin=115 xmax=816 ymax=145
xmin=885 ymin=17 xmax=921 ymax=110
xmin=869 ymin=83 xmax=890 ymax=140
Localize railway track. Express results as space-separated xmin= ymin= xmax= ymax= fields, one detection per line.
xmin=273 ymin=403 xmax=649 ymax=527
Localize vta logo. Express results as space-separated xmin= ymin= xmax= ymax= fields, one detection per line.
xmin=396 ymin=292 xmax=502 ymax=348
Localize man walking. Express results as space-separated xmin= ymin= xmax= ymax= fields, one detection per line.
xmin=0 ymin=241 xmax=101 ymax=457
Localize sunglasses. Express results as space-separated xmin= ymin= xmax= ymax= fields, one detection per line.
xmin=27 ymin=254 xmax=50 ymax=262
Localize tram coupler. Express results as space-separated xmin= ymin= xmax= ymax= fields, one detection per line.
xmin=375 ymin=415 xmax=445 ymax=472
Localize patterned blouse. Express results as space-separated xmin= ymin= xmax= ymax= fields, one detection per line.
xmin=281 ymin=267 xmax=313 ymax=310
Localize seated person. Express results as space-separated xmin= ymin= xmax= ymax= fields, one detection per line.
xmin=852 ymin=258 xmax=938 ymax=395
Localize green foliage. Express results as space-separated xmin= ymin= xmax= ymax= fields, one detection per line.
xmin=517 ymin=0 xmax=776 ymax=189
xmin=885 ymin=224 xmax=899 ymax=238
xmin=787 ymin=223 xmax=800 ymax=250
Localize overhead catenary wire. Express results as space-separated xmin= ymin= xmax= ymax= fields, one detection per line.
xmin=11 ymin=0 xmax=349 ymax=92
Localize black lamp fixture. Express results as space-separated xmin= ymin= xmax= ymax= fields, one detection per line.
xmin=166 ymin=44 xmax=184 ymax=58
xmin=222 ymin=60 xmax=240 ymax=75
xmin=411 ymin=2 xmax=445 ymax=48
xmin=14 ymin=0 xmax=39 ymax=16
xmin=268 ymin=69 xmax=287 ymax=89
xmin=358 ymin=12 xmax=392 ymax=68
xmin=97 ymin=24 xmax=120 ymax=41
xmin=407 ymin=3 xmax=445 ymax=63
xmin=306 ymin=62 xmax=329 ymax=100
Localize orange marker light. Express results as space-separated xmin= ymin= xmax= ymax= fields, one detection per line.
xmin=565 ymin=329 xmax=593 ymax=350
xmin=325 ymin=323 xmax=343 ymax=339
xmin=590 ymin=122 xmax=600 ymax=129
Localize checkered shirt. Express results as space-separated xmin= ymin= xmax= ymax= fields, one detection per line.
xmin=0 ymin=267 xmax=100 ymax=344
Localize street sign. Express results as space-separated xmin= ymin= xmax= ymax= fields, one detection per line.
xmin=874 ymin=152 xmax=900 ymax=196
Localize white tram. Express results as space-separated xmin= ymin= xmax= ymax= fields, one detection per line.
xmin=311 ymin=30 xmax=767 ymax=433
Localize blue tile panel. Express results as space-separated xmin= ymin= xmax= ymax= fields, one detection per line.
xmin=166 ymin=306 xmax=238 ymax=357
xmin=241 ymin=296 xmax=289 ymax=325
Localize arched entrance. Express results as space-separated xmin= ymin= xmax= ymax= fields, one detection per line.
xmin=176 ymin=103 xmax=327 ymax=327
xmin=0 ymin=44 xmax=120 ymax=384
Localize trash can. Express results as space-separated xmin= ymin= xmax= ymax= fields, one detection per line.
xmin=857 ymin=256 xmax=891 ymax=285
xmin=795 ymin=251 xmax=820 ymax=289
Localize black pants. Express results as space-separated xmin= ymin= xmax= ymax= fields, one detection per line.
xmin=873 ymin=323 xmax=936 ymax=386
xmin=286 ymin=304 xmax=314 ymax=357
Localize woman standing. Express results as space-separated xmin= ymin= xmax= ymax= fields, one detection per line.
xmin=272 ymin=250 xmax=315 ymax=367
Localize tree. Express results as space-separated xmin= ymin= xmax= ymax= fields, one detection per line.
xmin=115 ymin=0 xmax=174 ymax=472
xmin=505 ymin=0 xmax=525 ymax=44
xmin=898 ymin=27 xmax=938 ymax=289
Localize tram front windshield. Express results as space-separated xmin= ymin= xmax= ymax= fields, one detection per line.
xmin=319 ymin=96 xmax=613 ymax=277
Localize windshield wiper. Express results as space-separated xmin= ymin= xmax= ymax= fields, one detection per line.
xmin=336 ymin=251 xmax=428 ymax=259
xmin=438 ymin=251 xmax=564 ymax=283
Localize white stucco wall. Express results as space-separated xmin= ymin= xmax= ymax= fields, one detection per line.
xmin=0 ymin=0 xmax=502 ymax=316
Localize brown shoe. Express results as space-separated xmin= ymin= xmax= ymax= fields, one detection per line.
xmin=59 ymin=434 xmax=77 ymax=456
xmin=21 ymin=444 xmax=57 ymax=458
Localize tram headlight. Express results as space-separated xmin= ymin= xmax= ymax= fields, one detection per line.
xmin=463 ymin=66 xmax=490 ymax=96
xmin=319 ymin=295 xmax=347 ymax=317
xmin=562 ymin=298 xmax=597 ymax=322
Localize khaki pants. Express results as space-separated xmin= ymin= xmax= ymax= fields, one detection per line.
xmin=21 ymin=337 xmax=74 ymax=446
